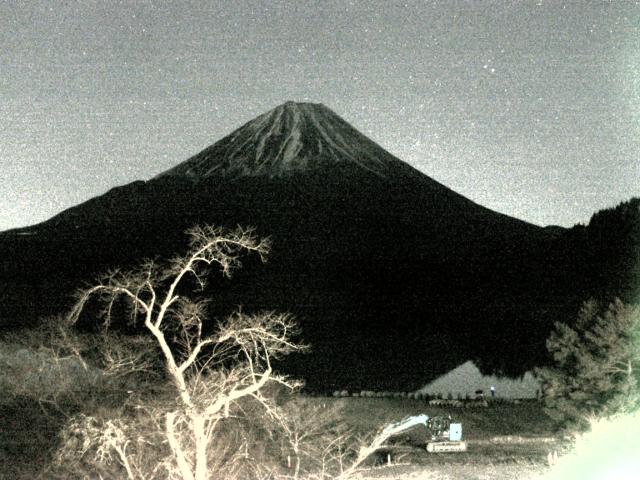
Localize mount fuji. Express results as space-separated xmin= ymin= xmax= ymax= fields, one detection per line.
xmin=158 ymin=101 xmax=406 ymax=179
xmin=2 ymin=101 xmax=632 ymax=391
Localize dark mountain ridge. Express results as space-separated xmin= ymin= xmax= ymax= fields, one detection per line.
xmin=1 ymin=102 xmax=636 ymax=391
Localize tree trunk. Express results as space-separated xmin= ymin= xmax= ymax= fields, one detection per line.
xmin=192 ymin=415 xmax=208 ymax=480
xmin=166 ymin=411 xmax=195 ymax=480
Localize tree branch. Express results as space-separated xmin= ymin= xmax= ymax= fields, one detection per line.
xmin=204 ymin=367 xmax=273 ymax=417
xmin=177 ymin=339 xmax=216 ymax=374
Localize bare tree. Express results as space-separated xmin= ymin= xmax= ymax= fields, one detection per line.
xmin=64 ymin=225 xmax=306 ymax=480
xmin=335 ymin=424 xmax=403 ymax=479
xmin=0 ymin=313 xmax=155 ymax=417
xmin=277 ymin=397 xmax=354 ymax=479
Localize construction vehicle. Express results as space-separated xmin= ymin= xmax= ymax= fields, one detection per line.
xmin=381 ymin=414 xmax=467 ymax=453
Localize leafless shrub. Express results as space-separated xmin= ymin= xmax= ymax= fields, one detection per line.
xmin=0 ymin=315 xmax=156 ymax=414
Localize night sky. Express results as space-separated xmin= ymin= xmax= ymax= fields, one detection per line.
xmin=1 ymin=1 xmax=638 ymax=231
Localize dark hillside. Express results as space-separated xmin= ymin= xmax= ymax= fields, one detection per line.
xmin=1 ymin=103 xmax=636 ymax=391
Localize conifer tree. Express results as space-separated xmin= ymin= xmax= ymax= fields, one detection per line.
xmin=536 ymin=299 xmax=640 ymax=430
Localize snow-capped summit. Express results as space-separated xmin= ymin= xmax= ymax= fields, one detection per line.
xmin=157 ymin=101 xmax=404 ymax=179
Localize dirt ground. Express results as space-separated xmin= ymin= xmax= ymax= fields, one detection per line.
xmin=360 ymin=436 xmax=566 ymax=480
xmin=350 ymin=435 xmax=560 ymax=480
xmin=352 ymin=462 xmax=547 ymax=480
xmin=322 ymin=398 xmax=565 ymax=480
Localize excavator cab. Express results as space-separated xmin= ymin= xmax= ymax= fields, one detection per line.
xmin=427 ymin=415 xmax=451 ymax=441
xmin=426 ymin=415 xmax=466 ymax=452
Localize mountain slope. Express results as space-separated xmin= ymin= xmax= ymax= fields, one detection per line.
xmin=2 ymin=101 xmax=628 ymax=391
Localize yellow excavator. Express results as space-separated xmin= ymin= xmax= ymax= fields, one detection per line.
xmin=382 ymin=414 xmax=468 ymax=453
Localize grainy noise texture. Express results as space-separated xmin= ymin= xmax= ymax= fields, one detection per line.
xmin=1 ymin=0 xmax=638 ymax=230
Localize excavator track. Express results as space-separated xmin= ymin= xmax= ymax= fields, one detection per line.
xmin=426 ymin=441 xmax=468 ymax=453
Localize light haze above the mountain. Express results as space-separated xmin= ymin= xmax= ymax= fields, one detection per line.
xmin=1 ymin=1 xmax=638 ymax=230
